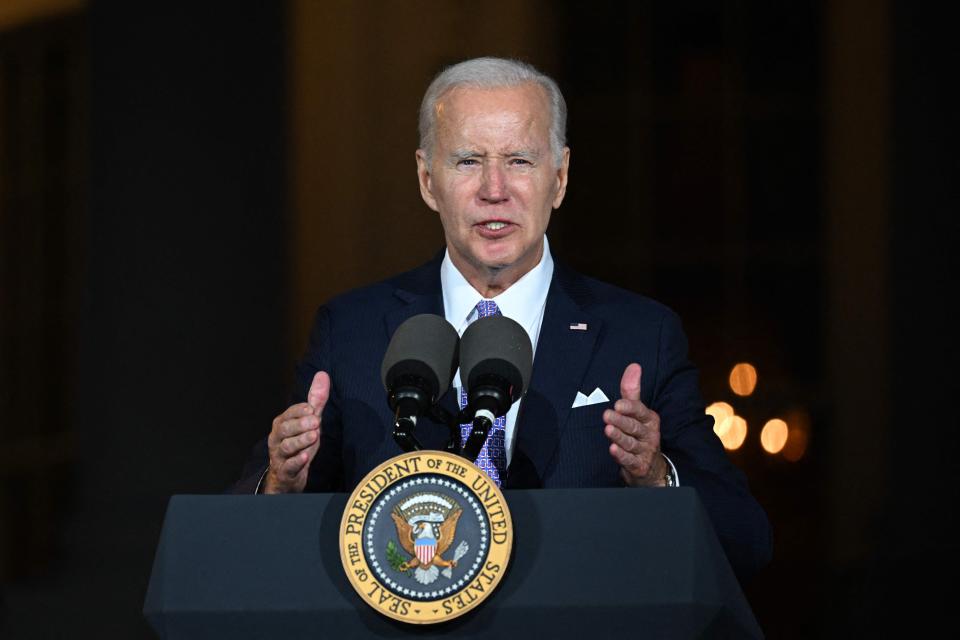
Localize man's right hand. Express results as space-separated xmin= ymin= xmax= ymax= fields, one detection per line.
xmin=262 ymin=371 xmax=330 ymax=494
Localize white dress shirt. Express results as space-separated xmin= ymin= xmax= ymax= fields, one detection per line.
xmin=440 ymin=236 xmax=554 ymax=465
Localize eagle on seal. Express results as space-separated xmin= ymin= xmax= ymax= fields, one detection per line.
xmin=391 ymin=493 xmax=463 ymax=585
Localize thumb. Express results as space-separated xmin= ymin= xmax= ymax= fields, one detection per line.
xmin=619 ymin=363 xmax=642 ymax=402
xmin=307 ymin=371 xmax=331 ymax=415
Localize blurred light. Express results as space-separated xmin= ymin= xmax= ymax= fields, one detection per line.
xmin=760 ymin=419 xmax=789 ymax=454
xmin=783 ymin=428 xmax=808 ymax=462
xmin=782 ymin=408 xmax=811 ymax=462
xmin=729 ymin=363 xmax=758 ymax=396
xmin=717 ymin=415 xmax=747 ymax=450
xmin=706 ymin=401 xmax=735 ymax=436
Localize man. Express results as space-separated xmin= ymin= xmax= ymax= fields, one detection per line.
xmin=233 ymin=57 xmax=771 ymax=581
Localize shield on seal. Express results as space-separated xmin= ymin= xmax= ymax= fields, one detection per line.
xmin=415 ymin=534 xmax=437 ymax=565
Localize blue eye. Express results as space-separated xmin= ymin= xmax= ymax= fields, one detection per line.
xmin=457 ymin=158 xmax=479 ymax=167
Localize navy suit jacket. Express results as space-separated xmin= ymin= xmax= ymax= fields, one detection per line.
xmin=234 ymin=253 xmax=772 ymax=580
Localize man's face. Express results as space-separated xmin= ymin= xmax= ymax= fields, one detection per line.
xmin=416 ymin=83 xmax=569 ymax=290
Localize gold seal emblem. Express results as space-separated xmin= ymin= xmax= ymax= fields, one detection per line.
xmin=339 ymin=450 xmax=513 ymax=624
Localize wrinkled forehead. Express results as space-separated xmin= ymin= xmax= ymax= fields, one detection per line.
xmin=433 ymin=83 xmax=552 ymax=144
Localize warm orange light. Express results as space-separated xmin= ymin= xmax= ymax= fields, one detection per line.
xmin=717 ymin=415 xmax=747 ymax=450
xmin=729 ymin=363 xmax=758 ymax=396
xmin=782 ymin=408 xmax=811 ymax=462
xmin=761 ymin=419 xmax=789 ymax=454
xmin=706 ymin=402 xmax=735 ymax=436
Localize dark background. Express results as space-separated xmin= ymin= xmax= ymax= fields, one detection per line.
xmin=1 ymin=1 xmax=955 ymax=637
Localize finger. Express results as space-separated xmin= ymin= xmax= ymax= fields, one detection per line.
xmin=279 ymin=403 xmax=316 ymax=420
xmin=603 ymin=409 xmax=647 ymax=439
xmin=307 ymin=371 xmax=331 ymax=414
xmin=271 ymin=403 xmax=316 ymax=436
xmin=604 ymin=419 xmax=659 ymax=455
xmin=611 ymin=398 xmax=653 ymax=423
xmin=272 ymin=414 xmax=320 ymax=443
xmin=609 ymin=442 xmax=657 ymax=476
xmin=608 ymin=442 xmax=637 ymax=467
xmin=278 ymin=428 xmax=319 ymax=457
xmin=305 ymin=434 xmax=321 ymax=458
xmin=604 ymin=408 xmax=661 ymax=462
xmin=604 ymin=422 xmax=640 ymax=452
xmin=304 ymin=436 xmax=321 ymax=468
xmin=620 ymin=363 xmax=642 ymax=402
xmin=278 ymin=449 xmax=312 ymax=479
xmin=608 ymin=442 xmax=642 ymax=470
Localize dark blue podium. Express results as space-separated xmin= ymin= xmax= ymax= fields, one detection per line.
xmin=144 ymin=487 xmax=762 ymax=638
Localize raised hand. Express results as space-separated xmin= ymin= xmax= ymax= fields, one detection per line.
xmin=603 ymin=363 xmax=668 ymax=487
xmin=262 ymin=371 xmax=330 ymax=494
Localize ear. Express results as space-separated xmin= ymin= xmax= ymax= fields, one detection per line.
xmin=552 ymin=146 xmax=571 ymax=209
xmin=415 ymin=149 xmax=439 ymax=212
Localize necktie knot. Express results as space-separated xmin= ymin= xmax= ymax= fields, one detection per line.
xmin=475 ymin=299 xmax=501 ymax=319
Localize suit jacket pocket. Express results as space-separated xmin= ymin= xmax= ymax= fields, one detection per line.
xmin=551 ymin=400 xmax=620 ymax=487
xmin=566 ymin=401 xmax=612 ymax=431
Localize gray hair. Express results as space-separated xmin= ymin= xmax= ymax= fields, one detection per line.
xmin=418 ymin=57 xmax=567 ymax=167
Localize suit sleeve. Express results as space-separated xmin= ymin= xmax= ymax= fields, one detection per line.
xmin=651 ymin=310 xmax=773 ymax=582
xmin=227 ymin=306 xmax=346 ymax=493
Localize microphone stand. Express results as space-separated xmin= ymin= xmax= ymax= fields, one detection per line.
xmin=391 ymin=400 xmax=465 ymax=456
xmin=392 ymin=407 xmax=423 ymax=452
xmin=427 ymin=405 xmax=466 ymax=455
xmin=394 ymin=394 xmax=504 ymax=463
xmin=429 ymin=405 xmax=497 ymax=464
xmin=422 ymin=403 xmax=479 ymax=459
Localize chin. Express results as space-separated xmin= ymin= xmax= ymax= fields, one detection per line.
xmin=481 ymin=236 xmax=525 ymax=256
xmin=475 ymin=249 xmax=520 ymax=272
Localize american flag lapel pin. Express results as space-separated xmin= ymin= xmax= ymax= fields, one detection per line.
xmin=569 ymin=322 xmax=588 ymax=331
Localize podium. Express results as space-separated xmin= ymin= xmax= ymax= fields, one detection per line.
xmin=143 ymin=488 xmax=762 ymax=638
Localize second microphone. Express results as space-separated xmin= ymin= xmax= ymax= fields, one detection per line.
xmin=458 ymin=314 xmax=533 ymax=463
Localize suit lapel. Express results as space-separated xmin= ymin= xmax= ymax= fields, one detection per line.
xmin=384 ymin=292 xmax=443 ymax=337
xmin=382 ymin=256 xmax=452 ymax=451
xmin=508 ymin=265 xmax=602 ymax=486
xmin=383 ymin=252 xmax=446 ymax=336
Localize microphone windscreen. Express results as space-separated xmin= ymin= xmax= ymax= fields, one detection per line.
xmin=459 ymin=314 xmax=533 ymax=400
xmin=381 ymin=314 xmax=460 ymax=397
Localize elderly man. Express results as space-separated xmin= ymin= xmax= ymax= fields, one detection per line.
xmin=233 ymin=57 xmax=771 ymax=581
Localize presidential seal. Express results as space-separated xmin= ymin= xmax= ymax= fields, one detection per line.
xmin=339 ymin=450 xmax=513 ymax=624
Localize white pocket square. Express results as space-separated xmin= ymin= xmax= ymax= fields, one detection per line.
xmin=571 ymin=387 xmax=610 ymax=408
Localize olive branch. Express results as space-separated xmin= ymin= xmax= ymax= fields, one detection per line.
xmin=386 ymin=540 xmax=411 ymax=575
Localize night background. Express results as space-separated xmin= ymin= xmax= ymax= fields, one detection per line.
xmin=1 ymin=1 xmax=956 ymax=637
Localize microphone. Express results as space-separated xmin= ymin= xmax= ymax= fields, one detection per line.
xmin=458 ymin=314 xmax=533 ymax=462
xmin=381 ymin=314 xmax=459 ymax=452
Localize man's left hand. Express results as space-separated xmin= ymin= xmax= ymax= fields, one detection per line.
xmin=603 ymin=363 xmax=668 ymax=487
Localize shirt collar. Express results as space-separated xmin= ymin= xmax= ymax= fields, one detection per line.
xmin=440 ymin=235 xmax=554 ymax=340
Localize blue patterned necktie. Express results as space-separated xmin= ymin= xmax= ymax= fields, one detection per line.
xmin=460 ymin=300 xmax=507 ymax=485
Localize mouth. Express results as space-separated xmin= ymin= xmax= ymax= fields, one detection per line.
xmin=473 ymin=219 xmax=516 ymax=238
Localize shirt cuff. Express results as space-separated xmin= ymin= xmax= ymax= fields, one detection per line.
xmin=662 ymin=453 xmax=680 ymax=486
xmin=254 ymin=466 xmax=269 ymax=494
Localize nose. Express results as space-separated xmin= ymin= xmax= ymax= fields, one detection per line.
xmin=478 ymin=161 xmax=508 ymax=204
